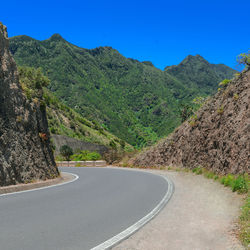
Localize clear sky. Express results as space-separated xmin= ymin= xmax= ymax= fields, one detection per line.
xmin=1 ymin=0 xmax=249 ymax=70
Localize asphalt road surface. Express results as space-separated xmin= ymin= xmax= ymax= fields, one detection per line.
xmin=0 ymin=167 xmax=168 ymax=250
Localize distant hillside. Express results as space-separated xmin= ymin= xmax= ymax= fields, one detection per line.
xmin=131 ymin=69 xmax=250 ymax=174
xmin=9 ymin=34 xmax=237 ymax=147
xmin=18 ymin=66 xmax=131 ymax=152
xmin=44 ymin=88 xmax=131 ymax=151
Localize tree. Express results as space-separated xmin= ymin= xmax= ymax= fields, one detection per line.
xmin=60 ymin=145 xmax=73 ymax=162
xmin=237 ymin=52 xmax=250 ymax=68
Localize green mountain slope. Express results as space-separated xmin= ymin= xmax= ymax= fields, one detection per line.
xmin=44 ymin=89 xmax=131 ymax=151
xmin=18 ymin=66 xmax=130 ymax=151
xmin=9 ymin=34 xmax=237 ymax=147
xmin=165 ymin=55 xmax=237 ymax=95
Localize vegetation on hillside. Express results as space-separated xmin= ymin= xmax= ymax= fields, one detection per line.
xmin=237 ymin=51 xmax=250 ymax=69
xmin=18 ymin=66 xmax=132 ymax=151
xmin=10 ymin=35 xmax=236 ymax=147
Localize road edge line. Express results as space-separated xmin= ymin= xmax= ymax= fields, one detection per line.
xmin=91 ymin=174 xmax=174 ymax=250
xmin=0 ymin=172 xmax=79 ymax=197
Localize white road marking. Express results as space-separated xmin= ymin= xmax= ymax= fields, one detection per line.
xmin=0 ymin=167 xmax=174 ymax=250
xmin=91 ymin=173 xmax=174 ymax=250
xmin=0 ymin=172 xmax=79 ymax=197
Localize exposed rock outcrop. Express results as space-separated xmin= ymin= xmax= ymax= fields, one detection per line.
xmin=132 ymin=69 xmax=250 ymax=174
xmin=0 ymin=24 xmax=59 ymax=186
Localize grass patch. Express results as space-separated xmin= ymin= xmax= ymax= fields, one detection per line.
xmin=219 ymin=173 xmax=249 ymax=194
xmin=204 ymin=171 xmax=216 ymax=179
xmin=192 ymin=166 xmax=203 ymax=175
xmin=239 ymin=196 xmax=250 ymax=247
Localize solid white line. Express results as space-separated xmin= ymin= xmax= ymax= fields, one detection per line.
xmin=91 ymin=173 xmax=174 ymax=250
xmin=0 ymin=172 xmax=79 ymax=197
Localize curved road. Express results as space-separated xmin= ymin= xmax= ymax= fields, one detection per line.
xmin=0 ymin=167 xmax=170 ymax=250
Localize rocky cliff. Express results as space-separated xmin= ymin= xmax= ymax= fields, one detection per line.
xmin=0 ymin=24 xmax=59 ymax=186
xmin=132 ymin=69 xmax=250 ymax=174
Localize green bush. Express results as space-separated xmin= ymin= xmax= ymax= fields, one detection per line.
xmin=232 ymin=175 xmax=249 ymax=193
xmin=218 ymin=79 xmax=231 ymax=87
xmin=70 ymin=150 xmax=101 ymax=161
xmin=223 ymin=174 xmax=234 ymax=187
xmin=237 ymin=51 xmax=250 ymax=67
xmin=220 ymin=174 xmax=249 ymax=194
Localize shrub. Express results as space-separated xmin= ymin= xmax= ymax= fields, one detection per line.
xmin=237 ymin=51 xmax=250 ymax=67
xmin=119 ymin=139 xmax=126 ymax=149
xmin=214 ymin=175 xmax=219 ymax=180
xmin=232 ymin=175 xmax=249 ymax=193
xmin=109 ymin=140 xmax=117 ymax=149
xmin=217 ymin=105 xmax=224 ymax=115
xmin=50 ymin=127 xmax=56 ymax=134
xmin=189 ymin=114 xmax=198 ymax=127
xmin=70 ymin=150 xmax=101 ymax=161
xmin=233 ymin=93 xmax=239 ymax=100
xmin=218 ymin=79 xmax=231 ymax=87
xmin=219 ymin=174 xmax=248 ymax=194
xmin=223 ymin=174 xmax=234 ymax=187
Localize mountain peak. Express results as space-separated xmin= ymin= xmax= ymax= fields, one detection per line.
xmin=164 ymin=55 xmax=208 ymax=71
xmin=142 ymin=61 xmax=155 ymax=67
xmin=181 ymin=54 xmax=208 ymax=65
xmin=49 ymin=33 xmax=65 ymax=42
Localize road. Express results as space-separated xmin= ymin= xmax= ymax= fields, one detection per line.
xmin=0 ymin=167 xmax=170 ymax=250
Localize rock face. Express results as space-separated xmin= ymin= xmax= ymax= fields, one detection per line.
xmin=0 ymin=24 xmax=59 ymax=186
xmin=52 ymin=134 xmax=108 ymax=156
xmin=132 ymin=69 xmax=250 ymax=174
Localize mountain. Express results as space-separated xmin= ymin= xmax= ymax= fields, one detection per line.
xmin=165 ymin=55 xmax=237 ymax=95
xmin=131 ymin=68 xmax=250 ymax=174
xmin=9 ymin=34 xmax=237 ymax=147
xmin=17 ymin=66 xmax=131 ymax=152
xmin=0 ymin=25 xmax=59 ymax=186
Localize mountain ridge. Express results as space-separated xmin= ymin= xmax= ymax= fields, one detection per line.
xmin=9 ymin=34 xmax=237 ymax=147
xmin=11 ymin=34 xmax=236 ymax=72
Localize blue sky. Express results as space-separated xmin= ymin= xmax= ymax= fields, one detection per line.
xmin=1 ymin=0 xmax=249 ymax=70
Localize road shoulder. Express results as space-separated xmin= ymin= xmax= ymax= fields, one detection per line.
xmin=112 ymin=168 xmax=245 ymax=250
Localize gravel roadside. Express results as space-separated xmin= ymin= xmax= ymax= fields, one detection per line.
xmin=112 ymin=168 xmax=245 ymax=250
